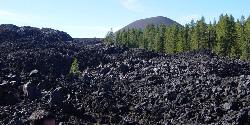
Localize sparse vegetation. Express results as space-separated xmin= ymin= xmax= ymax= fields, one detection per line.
xmin=70 ymin=58 xmax=81 ymax=75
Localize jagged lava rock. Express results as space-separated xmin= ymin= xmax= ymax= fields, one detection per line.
xmin=0 ymin=25 xmax=250 ymax=125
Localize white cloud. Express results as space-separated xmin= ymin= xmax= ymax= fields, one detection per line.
xmin=177 ymin=14 xmax=200 ymax=25
xmin=120 ymin=0 xmax=144 ymax=11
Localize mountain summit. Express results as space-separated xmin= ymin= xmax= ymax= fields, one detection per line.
xmin=119 ymin=16 xmax=180 ymax=31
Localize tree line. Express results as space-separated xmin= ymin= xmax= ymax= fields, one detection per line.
xmin=105 ymin=14 xmax=250 ymax=60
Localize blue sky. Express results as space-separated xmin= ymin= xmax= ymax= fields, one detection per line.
xmin=0 ymin=0 xmax=249 ymax=38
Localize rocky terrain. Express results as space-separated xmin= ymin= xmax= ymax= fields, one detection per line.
xmin=0 ymin=24 xmax=250 ymax=125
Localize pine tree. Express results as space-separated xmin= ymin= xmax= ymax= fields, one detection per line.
xmin=134 ymin=29 xmax=140 ymax=48
xmin=164 ymin=24 xmax=180 ymax=53
xmin=196 ymin=17 xmax=208 ymax=49
xmin=153 ymin=26 xmax=165 ymax=52
xmin=239 ymin=16 xmax=246 ymax=57
xmin=183 ymin=24 xmax=191 ymax=51
xmin=190 ymin=19 xmax=198 ymax=50
xmin=228 ymin=15 xmax=237 ymax=58
xmin=115 ymin=30 xmax=122 ymax=44
xmin=164 ymin=25 xmax=174 ymax=53
xmin=234 ymin=19 xmax=245 ymax=58
xmin=208 ymin=21 xmax=216 ymax=50
xmin=70 ymin=58 xmax=81 ymax=75
xmin=147 ymin=25 xmax=156 ymax=51
xmin=114 ymin=14 xmax=248 ymax=60
xmin=157 ymin=24 xmax=166 ymax=52
xmin=104 ymin=28 xmax=115 ymax=44
xmin=122 ymin=30 xmax=128 ymax=46
xmin=128 ymin=29 xmax=136 ymax=47
xmin=154 ymin=26 xmax=165 ymax=53
xmin=215 ymin=14 xmax=236 ymax=56
xmin=241 ymin=16 xmax=250 ymax=60
xmin=138 ymin=30 xmax=144 ymax=49
xmin=176 ymin=26 xmax=184 ymax=53
xmin=143 ymin=26 xmax=151 ymax=49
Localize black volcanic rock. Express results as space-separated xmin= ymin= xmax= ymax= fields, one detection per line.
xmin=119 ymin=16 xmax=180 ymax=31
xmin=0 ymin=24 xmax=73 ymax=43
xmin=73 ymin=38 xmax=103 ymax=45
xmin=23 ymin=81 xmax=41 ymax=100
xmin=1 ymin=25 xmax=250 ymax=125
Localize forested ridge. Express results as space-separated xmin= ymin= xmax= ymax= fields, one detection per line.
xmin=105 ymin=14 xmax=250 ymax=60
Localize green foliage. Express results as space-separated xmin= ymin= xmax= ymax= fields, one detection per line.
xmin=164 ymin=25 xmax=176 ymax=53
xmin=196 ymin=17 xmax=209 ymax=49
xmin=154 ymin=32 xmax=164 ymax=52
xmin=241 ymin=16 xmax=250 ymax=60
xmin=183 ymin=24 xmax=191 ymax=51
xmin=233 ymin=19 xmax=245 ymax=58
xmin=145 ymin=25 xmax=156 ymax=51
xmin=190 ymin=19 xmax=198 ymax=50
xmin=104 ymin=28 xmax=115 ymax=44
xmin=207 ymin=21 xmax=216 ymax=50
xmin=215 ymin=14 xmax=237 ymax=57
xmin=108 ymin=14 xmax=250 ymax=61
xmin=70 ymin=58 xmax=81 ymax=75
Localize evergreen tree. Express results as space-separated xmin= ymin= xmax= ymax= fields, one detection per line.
xmin=70 ymin=58 xmax=81 ymax=75
xmin=115 ymin=30 xmax=122 ymax=44
xmin=183 ymin=24 xmax=191 ymax=51
xmin=176 ymin=26 xmax=184 ymax=53
xmin=156 ymin=24 xmax=166 ymax=52
xmin=241 ymin=16 xmax=250 ymax=60
xmin=190 ymin=19 xmax=198 ymax=50
xmin=154 ymin=27 xmax=165 ymax=53
xmin=143 ymin=26 xmax=151 ymax=49
xmin=128 ymin=29 xmax=135 ymax=47
xmin=164 ymin=24 xmax=181 ymax=53
xmin=138 ymin=30 xmax=144 ymax=49
xmin=164 ymin=25 xmax=174 ymax=53
xmin=104 ymin=28 xmax=115 ymax=44
xmin=146 ymin=25 xmax=156 ymax=51
xmin=112 ymin=14 xmax=248 ymax=60
xmin=122 ymin=30 xmax=128 ymax=46
xmin=215 ymin=14 xmax=236 ymax=56
xmin=234 ymin=19 xmax=245 ymax=58
xmin=196 ymin=17 xmax=208 ymax=49
xmin=134 ymin=29 xmax=140 ymax=48
xmin=239 ymin=16 xmax=246 ymax=57
xmin=208 ymin=21 xmax=216 ymax=50
xmin=228 ymin=15 xmax=237 ymax=58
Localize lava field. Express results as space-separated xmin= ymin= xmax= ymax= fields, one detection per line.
xmin=0 ymin=24 xmax=250 ymax=125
